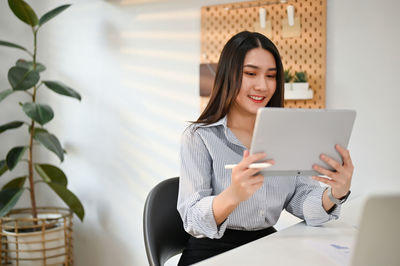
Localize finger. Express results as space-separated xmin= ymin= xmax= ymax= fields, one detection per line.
xmin=244 ymin=152 xmax=268 ymax=165
xmin=251 ymin=179 xmax=264 ymax=189
xmin=313 ymin=164 xmax=338 ymax=180
xmin=235 ymin=150 xmax=251 ymax=170
xmin=243 ymin=168 xmax=264 ymax=177
xmin=238 ymin=152 xmax=267 ymax=169
xmin=320 ymin=154 xmax=344 ymax=172
xmin=249 ymin=159 xmax=275 ymax=168
xmin=249 ymin=174 xmax=264 ymax=185
xmin=336 ymin=144 xmax=353 ymax=168
xmin=312 ymin=175 xmax=334 ymax=186
xmin=266 ymin=159 xmax=275 ymax=165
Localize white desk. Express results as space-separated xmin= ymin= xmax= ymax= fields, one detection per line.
xmin=196 ymin=220 xmax=357 ymax=266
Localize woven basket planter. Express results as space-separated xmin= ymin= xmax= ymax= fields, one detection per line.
xmin=0 ymin=207 xmax=73 ymax=266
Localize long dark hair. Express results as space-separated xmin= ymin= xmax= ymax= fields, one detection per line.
xmin=196 ymin=31 xmax=284 ymax=125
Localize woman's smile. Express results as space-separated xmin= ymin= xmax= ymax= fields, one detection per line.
xmin=248 ymin=95 xmax=266 ymax=103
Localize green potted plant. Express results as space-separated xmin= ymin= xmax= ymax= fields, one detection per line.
xmin=284 ymin=70 xmax=313 ymax=100
xmin=292 ymin=71 xmax=309 ymax=91
xmin=0 ymin=0 xmax=84 ymax=264
xmin=284 ymin=68 xmax=294 ymax=91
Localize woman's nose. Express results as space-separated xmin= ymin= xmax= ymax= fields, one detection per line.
xmin=254 ymin=76 xmax=268 ymax=91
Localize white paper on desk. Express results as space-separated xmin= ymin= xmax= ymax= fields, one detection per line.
xmin=305 ymin=239 xmax=354 ymax=266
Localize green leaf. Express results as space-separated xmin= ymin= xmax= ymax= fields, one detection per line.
xmin=16 ymin=59 xmax=46 ymax=72
xmin=0 ymin=121 xmax=25 ymax=134
xmin=35 ymin=164 xmax=67 ymax=186
xmin=0 ymin=89 xmax=14 ymax=103
xmin=8 ymin=66 xmax=40 ymax=91
xmin=6 ymin=146 xmax=28 ymax=170
xmin=0 ymin=160 xmax=8 ymax=177
xmin=47 ymin=183 xmax=84 ymax=221
xmin=43 ymin=81 xmax=81 ymax=101
xmin=34 ymin=131 xmax=64 ymax=162
xmin=28 ymin=126 xmax=48 ymax=135
xmin=0 ymin=40 xmax=29 ymax=52
xmin=0 ymin=188 xmax=24 ymax=217
xmin=2 ymin=176 xmax=27 ymax=190
xmin=39 ymin=4 xmax=71 ymax=27
xmin=294 ymin=71 xmax=307 ymax=83
xmin=8 ymin=0 xmax=38 ymax=26
xmin=22 ymin=103 xmax=54 ymax=125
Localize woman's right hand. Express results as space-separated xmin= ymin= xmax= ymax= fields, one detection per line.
xmin=228 ymin=150 xmax=274 ymax=204
xmin=212 ymin=150 xmax=274 ymax=225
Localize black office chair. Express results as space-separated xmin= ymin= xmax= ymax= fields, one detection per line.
xmin=143 ymin=177 xmax=190 ymax=266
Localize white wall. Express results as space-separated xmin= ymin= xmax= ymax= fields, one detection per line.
xmin=0 ymin=0 xmax=399 ymax=265
xmin=326 ymin=0 xmax=400 ymax=196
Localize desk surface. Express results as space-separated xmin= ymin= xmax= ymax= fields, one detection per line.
xmin=196 ymin=220 xmax=357 ymax=266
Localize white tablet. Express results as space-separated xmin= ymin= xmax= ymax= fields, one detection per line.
xmin=249 ymin=108 xmax=356 ymax=176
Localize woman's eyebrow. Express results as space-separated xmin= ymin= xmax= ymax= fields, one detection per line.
xmin=243 ymin=64 xmax=259 ymax=69
xmin=243 ymin=64 xmax=277 ymax=71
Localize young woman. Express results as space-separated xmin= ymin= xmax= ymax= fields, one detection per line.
xmin=177 ymin=31 xmax=353 ymax=265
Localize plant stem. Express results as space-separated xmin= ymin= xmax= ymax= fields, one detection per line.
xmin=28 ymin=27 xmax=38 ymax=219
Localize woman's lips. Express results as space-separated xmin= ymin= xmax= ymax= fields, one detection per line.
xmin=248 ymin=95 xmax=265 ymax=103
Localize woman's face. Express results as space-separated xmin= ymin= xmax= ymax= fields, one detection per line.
xmin=233 ymin=48 xmax=277 ymax=116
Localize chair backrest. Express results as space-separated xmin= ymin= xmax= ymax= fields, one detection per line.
xmin=143 ymin=177 xmax=190 ymax=266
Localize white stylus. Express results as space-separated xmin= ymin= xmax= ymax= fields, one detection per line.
xmin=224 ymin=163 xmax=272 ymax=169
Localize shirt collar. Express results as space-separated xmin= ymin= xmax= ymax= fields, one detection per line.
xmin=197 ymin=116 xmax=244 ymax=148
xmin=197 ymin=116 xmax=227 ymax=128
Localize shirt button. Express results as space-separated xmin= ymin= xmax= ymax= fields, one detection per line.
xmin=259 ymin=210 xmax=265 ymax=216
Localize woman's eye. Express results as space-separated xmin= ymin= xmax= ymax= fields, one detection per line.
xmin=266 ymin=74 xmax=276 ymax=78
xmin=245 ymin=72 xmax=256 ymax=76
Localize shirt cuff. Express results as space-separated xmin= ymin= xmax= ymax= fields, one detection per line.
xmin=211 ymin=197 xmax=229 ymax=239
xmin=189 ymin=196 xmax=229 ymax=239
xmin=303 ymin=186 xmax=341 ymax=226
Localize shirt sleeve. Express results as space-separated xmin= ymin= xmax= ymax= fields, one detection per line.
xmin=285 ymin=176 xmax=341 ymax=226
xmin=177 ymin=126 xmax=229 ymax=239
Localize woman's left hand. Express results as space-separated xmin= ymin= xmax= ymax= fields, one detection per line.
xmin=312 ymin=144 xmax=354 ymax=198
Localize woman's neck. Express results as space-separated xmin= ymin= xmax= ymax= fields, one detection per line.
xmin=227 ymin=106 xmax=257 ymax=132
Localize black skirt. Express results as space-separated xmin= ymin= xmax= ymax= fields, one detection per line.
xmin=178 ymin=227 xmax=276 ymax=266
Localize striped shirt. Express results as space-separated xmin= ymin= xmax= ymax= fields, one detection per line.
xmin=177 ymin=116 xmax=340 ymax=239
